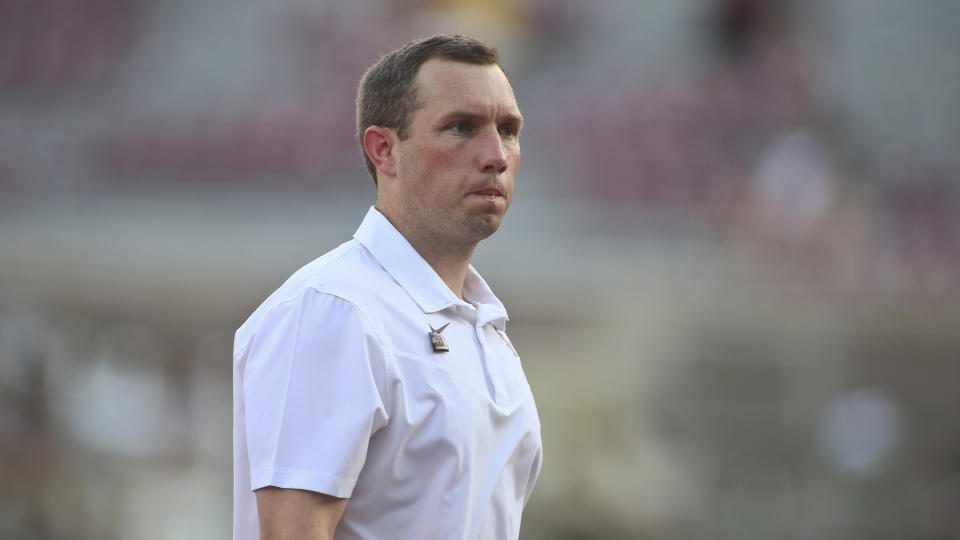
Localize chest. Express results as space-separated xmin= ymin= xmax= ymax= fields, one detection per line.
xmin=376 ymin=309 xmax=541 ymax=470
xmin=387 ymin=312 xmax=536 ymax=421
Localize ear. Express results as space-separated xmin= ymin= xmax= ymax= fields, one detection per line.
xmin=363 ymin=125 xmax=399 ymax=179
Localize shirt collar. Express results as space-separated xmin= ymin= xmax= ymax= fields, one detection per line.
xmin=354 ymin=207 xmax=509 ymax=324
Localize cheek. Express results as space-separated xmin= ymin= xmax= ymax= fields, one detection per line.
xmin=435 ymin=144 xmax=473 ymax=170
xmin=411 ymin=143 xmax=468 ymax=180
xmin=507 ymin=151 xmax=521 ymax=182
xmin=426 ymin=146 xmax=476 ymax=188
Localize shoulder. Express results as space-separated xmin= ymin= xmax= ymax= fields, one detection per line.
xmin=271 ymin=240 xmax=380 ymax=302
xmin=234 ymin=239 xmax=396 ymax=356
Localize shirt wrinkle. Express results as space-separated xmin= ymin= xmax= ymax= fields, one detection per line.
xmin=299 ymin=288 xmax=394 ymax=426
xmin=271 ymin=288 xmax=307 ymax=476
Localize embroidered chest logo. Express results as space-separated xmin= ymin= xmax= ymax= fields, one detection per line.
xmin=428 ymin=323 xmax=450 ymax=353
xmin=494 ymin=327 xmax=519 ymax=358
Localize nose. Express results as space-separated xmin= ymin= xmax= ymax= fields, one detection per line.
xmin=477 ymin=128 xmax=509 ymax=174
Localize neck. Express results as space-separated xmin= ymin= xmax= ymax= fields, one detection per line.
xmin=417 ymin=243 xmax=475 ymax=301
xmin=375 ymin=204 xmax=477 ymax=300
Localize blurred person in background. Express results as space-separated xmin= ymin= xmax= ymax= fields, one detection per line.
xmin=232 ymin=34 xmax=542 ymax=540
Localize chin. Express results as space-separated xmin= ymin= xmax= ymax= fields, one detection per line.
xmin=464 ymin=214 xmax=502 ymax=242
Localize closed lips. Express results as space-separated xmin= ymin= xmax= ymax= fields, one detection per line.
xmin=474 ymin=188 xmax=503 ymax=198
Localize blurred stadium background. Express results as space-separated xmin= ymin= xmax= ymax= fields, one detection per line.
xmin=2 ymin=0 xmax=960 ymax=538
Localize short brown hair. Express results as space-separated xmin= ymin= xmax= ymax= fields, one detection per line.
xmin=355 ymin=34 xmax=502 ymax=184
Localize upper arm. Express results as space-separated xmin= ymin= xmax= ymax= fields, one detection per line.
xmin=255 ymin=486 xmax=348 ymax=540
xmin=241 ymin=289 xmax=389 ymax=497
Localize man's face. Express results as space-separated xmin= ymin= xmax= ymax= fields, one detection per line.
xmin=391 ymin=58 xmax=523 ymax=248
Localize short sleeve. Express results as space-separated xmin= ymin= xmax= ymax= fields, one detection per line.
xmin=240 ymin=288 xmax=389 ymax=498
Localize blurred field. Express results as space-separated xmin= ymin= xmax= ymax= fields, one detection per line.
xmin=2 ymin=1 xmax=959 ymax=539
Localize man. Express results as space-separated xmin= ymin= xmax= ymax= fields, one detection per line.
xmin=233 ymin=34 xmax=542 ymax=540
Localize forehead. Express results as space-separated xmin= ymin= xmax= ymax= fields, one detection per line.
xmin=412 ymin=59 xmax=520 ymax=118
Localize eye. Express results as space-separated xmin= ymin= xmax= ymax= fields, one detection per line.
xmin=499 ymin=124 xmax=519 ymax=139
xmin=448 ymin=122 xmax=469 ymax=134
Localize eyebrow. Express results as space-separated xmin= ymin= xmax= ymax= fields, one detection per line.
xmin=438 ymin=110 xmax=524 ymax=126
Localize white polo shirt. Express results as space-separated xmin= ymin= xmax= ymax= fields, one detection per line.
xmin=233 ymin=207 xmax=542 ymax=540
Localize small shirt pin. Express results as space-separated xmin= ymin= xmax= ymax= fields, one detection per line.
xmin=428 ymin=323 xmax=450 ymax=353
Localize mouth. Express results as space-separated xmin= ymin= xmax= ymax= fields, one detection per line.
xmin=472 ymin=188 xmax=504 ymax=199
